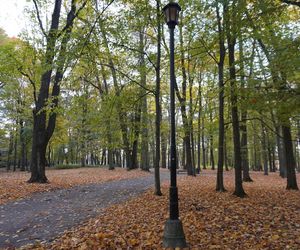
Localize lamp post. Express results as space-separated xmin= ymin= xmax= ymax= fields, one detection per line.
xmin=162 ymin=2 xmax=187 ymax=248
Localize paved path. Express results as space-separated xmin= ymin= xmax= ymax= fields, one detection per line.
xmin=0 ymin=172 xmax=169 ymax=248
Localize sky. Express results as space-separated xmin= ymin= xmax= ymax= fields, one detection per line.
xmin=0 ymin=0 xmax=28 ymax=37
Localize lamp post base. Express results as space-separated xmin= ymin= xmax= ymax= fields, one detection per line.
xmin=163 ymin=219 xmax=187 ymax=248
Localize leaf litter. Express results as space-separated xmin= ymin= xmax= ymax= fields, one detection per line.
xmin=0 ymin=168 xmax=149 ymax=205
xmin=20 ymin=170 xmax=300 ymax=250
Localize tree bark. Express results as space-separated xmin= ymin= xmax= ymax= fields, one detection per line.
xmin=13 ymin=122 xmax=18 ymax=172
xmin=20 ymin=119 xmax=26 ymax=171
xmin=224 ymin=131 xmax=229 ymax=171
xmin=29 ymin=0 xmax=63 ymax=183
xmin=216 ymin=3 xmax=226 ymax=191
xmin=29 ymin=0 xmax=83 ymax=183
xmin=201 ymin=115 xmax=206 ymax=170
xmin=139 ymin=28 xmax=149 ymax=172
xmin=209 ymin=110 xmax=215 ymax=170
xmin=197 ymin=75 xmax=202 ymax=173
xmin=238 ymin=36 xmax=252 ymax=182
xmin=282 ymin=123 xmax=299 ymax=190
xmin=276 ymin=126 xmax=287 ymax=177
xmin=161 ymin=131 xmax=167 ymax=168
xmin=177 ymin=17 xmax=194 ymax=175
xmin=261 ymin=121 xmax=269 ymax=175
xmin=98 ymin=64 xmax=114 ymax=170
xmin=226 ymin=14 xmax=246 ymax=197
xmin=154 ymin=0 xmax=162 ymax=195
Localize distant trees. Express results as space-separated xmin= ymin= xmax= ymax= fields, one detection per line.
xmin=0 ymin=0 xmax=298 ymax=193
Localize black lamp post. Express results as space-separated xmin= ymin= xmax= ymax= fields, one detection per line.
xmin=162 ymin=2 xmax=187 ymax=248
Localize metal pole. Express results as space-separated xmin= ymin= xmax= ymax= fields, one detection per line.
xmin=169 ymin=25 xmax=179 ymax=220
xmin=163 ymin=21 xmax=187 ymax=248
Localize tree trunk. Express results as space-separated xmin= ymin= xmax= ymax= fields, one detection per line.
xmin=239 ymin=35 xmax=252 ymax=182
xmin=261 ymin=121 xmax=269 ymax=175
xmin=154 ymin=0 xmax=162 ymax=195
xmin=29 ymin=0 xmax=82 ymax=183
xmin=197 ymin=75 xmax=202 ymax=173
xmin=130 ymin=106 xmax=141 ymax=170
xmin=282 ymin=123 xmax=298 ymax=190
xmin=209 ymin=105 xmax=215 ymax=170
xmin=177 ymin=17 xmax=194 ymax=176
xmin=30 ymin=112 xmax=48 ymax=182
xmin=20 ymin=120 xmax=26 ymax=171
xmin=277 ymin=127 xmax=287 ymax=177
xmin=210 ymin=134 xmax=215 ymax=170
xmin=202 ymin=116 xmax=206 ymax=170
xmin=139 ymin=29 xmax=149 ymax=172
xmin=253 ymin=128 xmax=261 ymax=171
xmin=98 ymin=64 xmax=114 ymax=170
xmin=267 ymin=130 xmax=274 ymax=173
xmin=182 ymin=138 xmax=186 ymax=169
xmin=271 ymin=112 xmax=287 ymax=177
xmin=271 ymin=146 xmax=276 ymax=172
xmin=6 ymin=131 xmax=13 ymax=171
xmin=80 ymin=82 xmax=88 ymax=168
xmin=161 ymin=132 xmax=167 ymax=168
xmin=188 ymin=51 xmax=196 ymax=175
xmin=297 ymin=120 xmax=300 ymax=173
xmin=216 ymin=3 xmax=226 ymax=191
xmin=224 ymin=133 xmax=229 ymax=171
xmin=13 ymin=123 xmax=18 ymax=172
xmin=227 ymin=33 xmax=246 ymax=197
xmin=240 ymin=115 xmax=252 ymax=181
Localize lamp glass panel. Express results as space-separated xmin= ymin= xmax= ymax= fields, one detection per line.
xmin=170 ymin=7 xmax=177 ymax=22
xmin=165 ymin=8 xmax=170 ymax=23
xmin=175 ymin=9 xmax=180 ymax=23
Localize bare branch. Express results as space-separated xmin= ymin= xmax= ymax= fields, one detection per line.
xmin=97 ymin=62 xmax=155 ymax=95
xmin=32 ymin=0 xmax=47 ymax=37
xmin=57 ymin=0 xmax=89 ymax=38
xmin=66 ymin=0 xmax=115 ymax=73
xmin=281 ymin=0 xmax=300 ymax=7
xmin=18 ymin=69 xmax=37 ymax=104
xmin=198 ymin=36 xmax=218 ymax=64
xmin=110 ymin=42 xmax=157 ymax=70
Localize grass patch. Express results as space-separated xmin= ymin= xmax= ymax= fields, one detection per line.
xmin=53 ymin=164 xmax=103 ymax=170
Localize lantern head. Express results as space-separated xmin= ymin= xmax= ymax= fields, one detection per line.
xmin=163 ymin=2 xmax=181 ymax=28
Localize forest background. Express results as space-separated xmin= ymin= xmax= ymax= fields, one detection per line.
xmin=0 ymin=0 xmax=299 ymax=195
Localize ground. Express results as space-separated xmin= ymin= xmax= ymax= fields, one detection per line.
xmin=22 ymin=170 xmax=300 ymax=249
xmin=0 ymin=172 xmax=168 ymax=248
xmin=1 ymin=169 xmax=299 ymax=249
xmin=0 ymin=167 xmax=149 ymax=205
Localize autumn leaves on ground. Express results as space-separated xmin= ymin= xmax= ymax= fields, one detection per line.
xmin=0 ymin=168 xmax=148 ymax=205
xmin=1 ymin=169 xmax=297 ymax=250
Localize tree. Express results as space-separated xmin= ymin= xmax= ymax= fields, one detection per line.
xmin=154 ymin=0 xmax=162 ymax=196
xmin=246 ymin=0 xmax=299 ymax=189
xmin=281 ymin=0 xmax=300 ymax=7
xmin=175 ymin=6 xmax=194 ymax=176
xmin=238 ymin=35 xmax=253 ymax=182
xmin=225 ymin=0 xmax=246 ymax=197
xmin=216 ymin=2 xmax=227 ymax=192
xmin=0 ymin=36 xmax=34 ymax=171
xmin=29 ymin=0 xmax=87 ymax=182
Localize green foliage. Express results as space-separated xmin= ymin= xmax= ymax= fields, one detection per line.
xmin=0 ymin=0 xmax=299 ymax=170
xmin=54 ymin=164 xmax=103 ymax=170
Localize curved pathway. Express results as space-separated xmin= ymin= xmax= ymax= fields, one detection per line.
xmin=0 ymin=172 xmax=169 ymax=248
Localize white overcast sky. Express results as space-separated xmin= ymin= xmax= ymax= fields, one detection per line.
xmin=0 ymin=0 xmax=28 ymax=37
